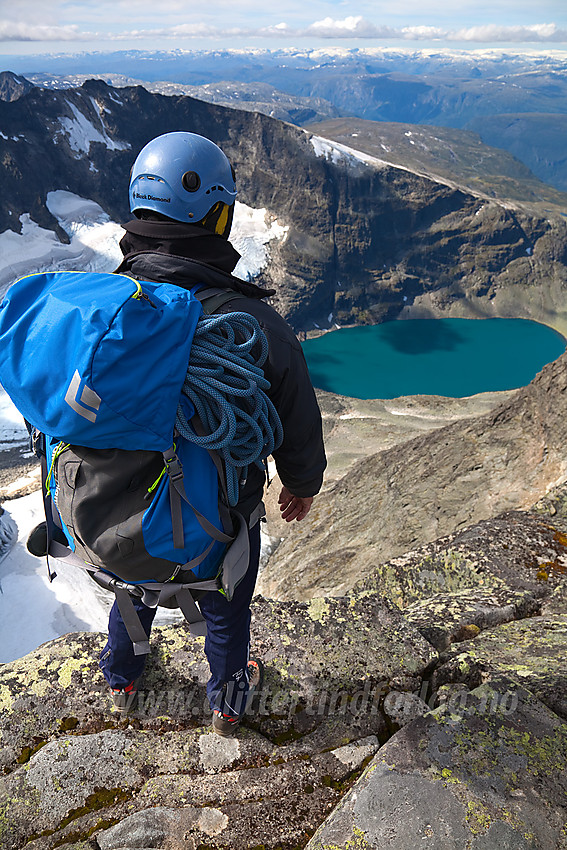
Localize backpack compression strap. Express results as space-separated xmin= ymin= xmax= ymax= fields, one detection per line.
xmin=163 ymin=445 xmax=234 ymax=549
xmin=193 ymin=286 xmax=246 ymax=314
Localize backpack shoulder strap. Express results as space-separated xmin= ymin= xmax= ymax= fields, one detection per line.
xmin=193 ymin=286 xmax=247 ymax=315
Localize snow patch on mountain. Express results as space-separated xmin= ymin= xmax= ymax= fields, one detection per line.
xmin=0 ymin=191 xmax=287 ymax=295
xmin=310 ymin=134 xmax=388 ymax=168
xmin=232 ymin=203 xmax=288 ymax=280
xmin=46 ymin=189 xmax=125 ymax=269
xmin=310 ymin=134 xmax=420 ymax=177
xmin=0 ymin=192 xmax=124 ymax=297
xmin=0 ymin=490 xmax=278 ymax=663
xmin=0 ymin=492 xmax=108 ymax=664
xmin=56 ymin=99 xmax=129 ymax=156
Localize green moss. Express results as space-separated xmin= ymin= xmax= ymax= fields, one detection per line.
xmin=58 ymin=716 xmax=79 ymax=733
xmin=52 ymin=816 xmax=120 ymax=848
xmin=322 ymin=774 xmax=342 ymax=790
xmin=27 ymin=787 xmax=133 ymax=843
xmin=271 ymin=727 xmax=303 ymax=745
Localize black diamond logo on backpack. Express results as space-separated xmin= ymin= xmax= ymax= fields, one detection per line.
xmin=64 ymin=370 xmax=101 ymax=423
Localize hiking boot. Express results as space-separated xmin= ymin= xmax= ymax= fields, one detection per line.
xmin=211 ymin=658 xmax=264 ymax=737
xmin=110 ymin=680 xmax=138 ymax=714
xmin=212 ymin=709 xmax=241 ymax=737
xmin=244 ymin=658 xmax=263 ymax=712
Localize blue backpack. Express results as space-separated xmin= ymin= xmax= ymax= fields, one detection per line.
xmin=0 ymin=270 xmax=281 ymax=654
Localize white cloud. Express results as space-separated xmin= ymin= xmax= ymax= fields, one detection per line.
xmin=449 ymin=23 xmax=567 ymax=42
xmin=0 ymin=12 xmax=566 ymax=44
xmin=113 ymin=18 xmax=567 ymax=43
xmin=307 ymin=16 xmax=394 ymax=37
xmin=0 ymin=21 xmax=88 ymax=42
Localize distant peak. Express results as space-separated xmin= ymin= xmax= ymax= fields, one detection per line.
xmin=0 ymin=71 xmax=34 ymax=102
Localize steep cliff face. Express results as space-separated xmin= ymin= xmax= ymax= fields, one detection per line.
xmin=1 ymin=79 xmax=566 ymax=331
xmin=259 ymin=349 xmax=567 ymax=601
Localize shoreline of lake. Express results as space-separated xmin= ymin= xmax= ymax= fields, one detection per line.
xmin=301 ymin=316 xmax=566 ymax=400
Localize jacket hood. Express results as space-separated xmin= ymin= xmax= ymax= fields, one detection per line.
xmin=115 ymin=219 xmax=275 ymax=300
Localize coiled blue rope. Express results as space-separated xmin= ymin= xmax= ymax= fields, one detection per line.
xmin=176 ymin=311 xmax=284 ymax=506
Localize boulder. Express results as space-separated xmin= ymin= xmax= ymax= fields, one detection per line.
xmin=431 ymin=613 xmax=567 ymax=722
xmin=307 ymin=678 xmax=567 ymax=850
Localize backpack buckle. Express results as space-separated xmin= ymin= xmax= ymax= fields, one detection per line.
xmin=163 ymin=448 xmax=183 ymax=481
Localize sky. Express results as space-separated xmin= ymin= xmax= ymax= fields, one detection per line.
xmin=0 ymin=0 xmax=566 ymax=55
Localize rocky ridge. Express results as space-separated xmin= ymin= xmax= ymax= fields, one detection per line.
xmin=26 ymin=72 xmax=344 ymax=127
xmin=0 ymin=71 xmax=34 ymax=103
xmin=0 ymin=482 xmax=566 ymax=848
xmin=307 ymin=116 xmax=567 ymax=217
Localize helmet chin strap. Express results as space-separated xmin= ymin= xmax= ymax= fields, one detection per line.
xmin=199 ymin=201 xmax=234 ymax=240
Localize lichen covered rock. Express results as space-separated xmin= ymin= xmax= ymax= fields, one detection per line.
xmin=307 ymin=678 xmax=567 ymax=850
xmin=0 ymin=582 xmax=435 ymax=849
xmin=432 ymin=613 xmax=567 ymax=721
xmin=405 ymin=586 xmax=541 ymax=651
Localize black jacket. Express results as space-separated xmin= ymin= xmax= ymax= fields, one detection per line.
xmin=115 ymin=220 xmax=327 ymax=518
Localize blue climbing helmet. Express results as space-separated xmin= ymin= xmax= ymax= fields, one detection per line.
xmin=129 ymin=132 xmax=237 ymax=235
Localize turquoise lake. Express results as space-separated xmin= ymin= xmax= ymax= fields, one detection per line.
xmin=301 ymin=318 xmax=566 ymax=399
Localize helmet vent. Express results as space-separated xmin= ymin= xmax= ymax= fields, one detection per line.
xmin=182 ymin=170 xmax=201 ymax=193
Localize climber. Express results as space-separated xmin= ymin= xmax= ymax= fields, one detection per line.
xmin=101 ymin=131 xmax=327 ymax=734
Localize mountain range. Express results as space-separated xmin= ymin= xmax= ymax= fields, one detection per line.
xmin=1 ymin=73 xmax=566 ymax=337
xmin=5 ymin=46 xmax=567 ymax=191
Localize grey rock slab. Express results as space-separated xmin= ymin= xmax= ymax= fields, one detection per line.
xmin=355 ymin=508 xmax=567 ymax=611
xmin=382 ymin=690 xmax=430 ymax=726
xmin=97 ymin=806 xmax=198 ymax=849
xmin=329 ymin=735 xmax=379 ymax=769
xmin=405 ymin=585 xmax=541 ymax=651
xmin=470 ymin=820 xmax=538 ymax=849
xmin=140 ymin=735 xmax=379 ymax=809
xmin=249 ymin=591 xmax=437 ymax=737
xmin=198 ymin=731 xmax=242 ymax=774
xmin=431 ymin=613 xmax=567 ymax=720
xmin=307 ymin=678 xmax=567 ymax=850
xmin=0 ymin=729 xmax=144 ymax=848
xmin=311 ymin=765 xmax=472 ymax=848
xmin=24 ymin=729 xmax=141 ymax=813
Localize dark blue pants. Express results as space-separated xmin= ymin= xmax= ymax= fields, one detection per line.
xmin=99 ymin=521 xmax=261 ymax=717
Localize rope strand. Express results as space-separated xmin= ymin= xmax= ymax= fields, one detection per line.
xmin=176 ymin=311 xmax=283 ymax=506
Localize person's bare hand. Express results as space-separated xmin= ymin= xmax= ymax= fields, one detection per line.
xmin=278 ymin=486 xmax=313 ymax=522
